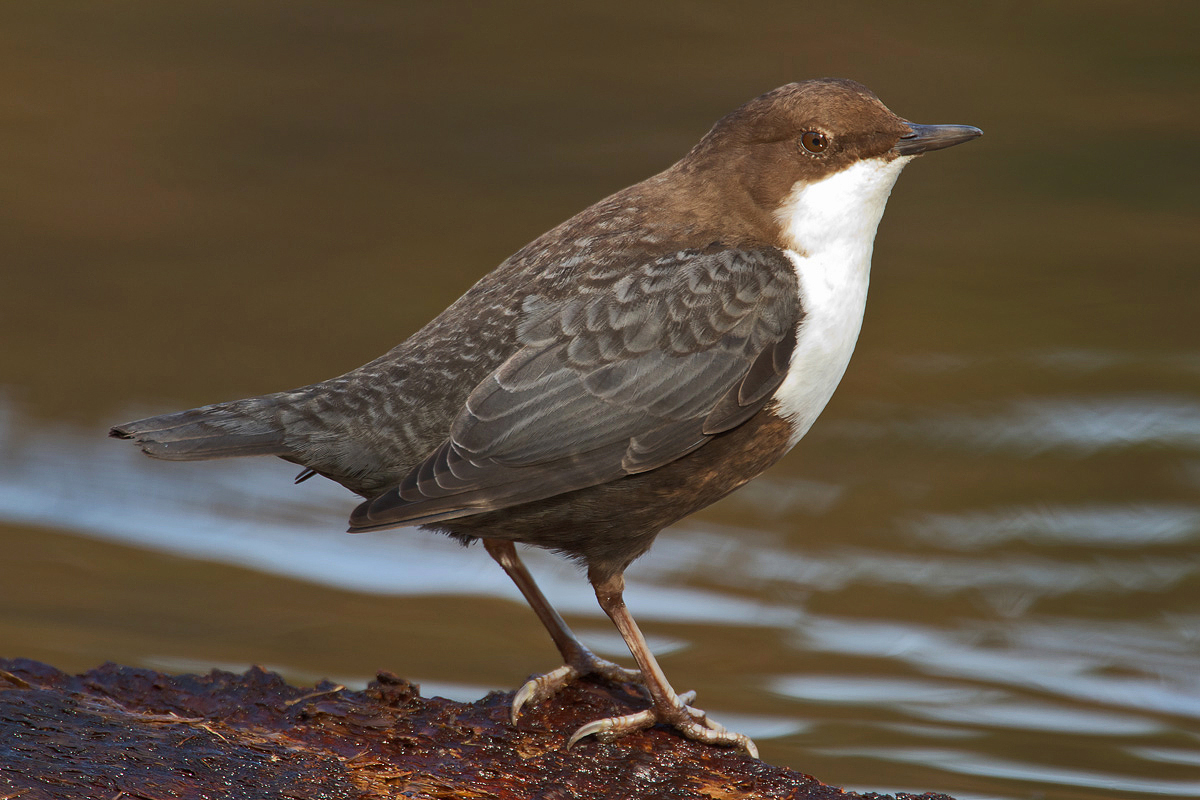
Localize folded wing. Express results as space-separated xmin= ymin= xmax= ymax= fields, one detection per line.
xmin=349 ymin=247 xmax=800 ymax=531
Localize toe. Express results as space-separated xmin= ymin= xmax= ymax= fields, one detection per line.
xmin=567 ymin=708 xmax=657 ymax=748
xmin=511 ymin=664 xmax=579 ymax=723
xmin=564 ymin=690 xmax=759 ymax=758
xmin=510 ymin=650 xmax=645 ymax=723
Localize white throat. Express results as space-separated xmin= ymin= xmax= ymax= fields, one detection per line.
xmin=771 ymin=155 xmax=911 ymax=445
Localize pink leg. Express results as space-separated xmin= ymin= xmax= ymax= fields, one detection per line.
xmin=483 ymin=539 xmax=641 ymax=722
xmin=568 ymin=569 xmax=758 ymax=757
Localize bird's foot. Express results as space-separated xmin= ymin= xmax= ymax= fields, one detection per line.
xmin=511 ymin=648 xmax=643 ymax=723
xmin=567 ymin=689 xmax=759 ymax=758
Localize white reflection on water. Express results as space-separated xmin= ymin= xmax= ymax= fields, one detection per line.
xmin=1127 ymin=747 xmax=1200 ymax=767
xmin=901 ymin=699 xmax=1164 ymax=735
xmin=824 ymin=747 xmax=1200 ymax=796
xmin=876 ymin=722 xmax=986 ymax=741
xmin=795 ymin=617 xmax=1200 ymax=720
xmin=0 ymin=402 xmax=797 ymax=626
xmin=926 ymin=395 xmax=1200 ymax=453
xmin=828 ymin=394 xmax=1200 ymax=454
xmin=769 ymin=675 xmax=1001 ymax=706
xmin=642 ymin=526 xmax=1196 ymax=597
xmin=908 ymin=504 xmax=1200 ymax=548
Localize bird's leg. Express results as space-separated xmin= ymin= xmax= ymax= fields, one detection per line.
xmin=482 ymin=539 xmax=642 ymax=722
xmin=567 ymin=568 xmax=759 ymax=758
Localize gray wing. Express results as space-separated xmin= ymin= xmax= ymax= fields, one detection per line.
xmin=349 ymin=247 xmax=800 ymax=531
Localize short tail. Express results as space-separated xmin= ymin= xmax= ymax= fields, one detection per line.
xmin=110 ymin=400 xmax=289 ymax=461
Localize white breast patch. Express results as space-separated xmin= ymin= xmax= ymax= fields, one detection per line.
xmin=771 ymin=155 xmax=911 ymax=446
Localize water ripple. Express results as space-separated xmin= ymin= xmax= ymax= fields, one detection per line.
xmin=819 ymin=747 xmax=1200 ymax=796
xmin=828 ymin=395 xmax=1200 ymax=454
xmin=796 ymin=617 xmax=1200 ymax=721
xmin=900 ymin=699 xmax=1164 ymax=735
xmin=645 ymin=527 xmax=1197 ymax=597
xmin=908 ymin=504 xmax=1200 ymax=548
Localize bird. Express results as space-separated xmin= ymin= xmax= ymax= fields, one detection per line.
xmin=111 ymin=78 xmax=981 ymax=758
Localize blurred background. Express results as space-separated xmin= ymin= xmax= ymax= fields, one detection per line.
xmin=2 ymin=2 xmax=1198 ymax=798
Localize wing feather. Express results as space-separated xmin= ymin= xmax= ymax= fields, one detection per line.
xmin=349 ymin=247 xmax=801 ymax=532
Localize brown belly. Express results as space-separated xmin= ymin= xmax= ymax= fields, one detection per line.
xmin=434 ymin=407 xmax=795 ymax=580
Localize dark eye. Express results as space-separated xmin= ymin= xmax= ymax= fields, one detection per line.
xmin=800 ymin=131 xmax=828 ymax=154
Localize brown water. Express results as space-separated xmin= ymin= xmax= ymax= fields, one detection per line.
xmin=3 ymin=3 xmax=1199 ymax=798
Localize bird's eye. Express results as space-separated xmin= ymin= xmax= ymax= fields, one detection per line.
xmin=800 ymin=131 xmax=828 ymax=154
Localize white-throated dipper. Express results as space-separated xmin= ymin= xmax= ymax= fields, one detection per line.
xmin=112 ymin=79 xmax=981 ymax=758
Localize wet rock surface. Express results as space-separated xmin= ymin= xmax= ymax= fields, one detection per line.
xmin=0 ymin=658 xmax=954 ymax=800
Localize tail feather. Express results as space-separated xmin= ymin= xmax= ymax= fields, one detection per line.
xmin=111 ymin=384 xmax=418 ymax=497
xmin=110 ymin=403 xmax=289 ymax=461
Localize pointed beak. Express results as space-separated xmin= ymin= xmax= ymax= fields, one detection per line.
xmin=893 ymin=123 xmax=983 ymax=156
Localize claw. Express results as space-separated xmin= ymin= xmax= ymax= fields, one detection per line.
xmin=565 ymin=688 xmax=758 ymax=758
xmin=568 ymin=708 xmax=657 ymax=748
xmin=511 ymin=664 xmax=578 ymax=724
xmin=728 ymin=730 xmax=759 ymax=759
xmin=510 ymin=649 xmax=643 ymax=723
xmin=565 ymin=690 xmax=698 ymax=748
